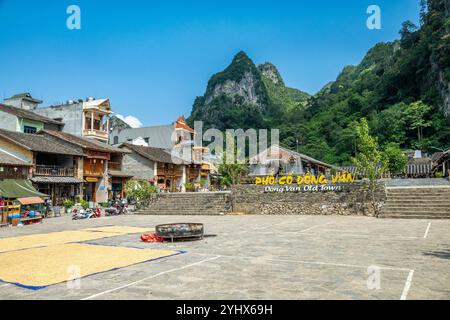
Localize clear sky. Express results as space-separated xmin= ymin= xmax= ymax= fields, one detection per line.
xmin=0 ymin=0 xmax=421 ymax=127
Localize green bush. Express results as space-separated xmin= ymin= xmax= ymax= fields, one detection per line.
xmin=435 ymin=171 xmax=444 ymax=178
xmin=125 ymin=180 xmax=157 ymax=209
xmin=185 ymin=182 xmax=195 ymax=192
xmin=79 ymin=199 xmax=89 ymax=210
xmin=99 ymin=202 xmax=109 ymax=208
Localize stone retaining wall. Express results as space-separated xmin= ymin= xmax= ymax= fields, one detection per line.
xmin=231 ymin=183 xmax=386 ymax=216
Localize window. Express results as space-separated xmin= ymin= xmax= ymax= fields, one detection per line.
xmin=113 ymin=136 xmax=119 ymax=144
xmin=23 ymin=126 xmax=37 ymax=134
xmin=144 ymin=137 xmax=149 ymax=143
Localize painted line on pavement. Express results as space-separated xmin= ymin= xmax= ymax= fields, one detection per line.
xmin=81 ymin=255 xmax=221 ymax=300
xmin=423 ymin=222 xmax=431 ymax=239
xmin=190 ymin=251 xmax=411 ymax=272
xmin=400 ymin=270 xmax=415 ymax=300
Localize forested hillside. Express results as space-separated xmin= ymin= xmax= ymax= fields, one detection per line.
xmin=188 ymin=0 xmax=450 ymax=165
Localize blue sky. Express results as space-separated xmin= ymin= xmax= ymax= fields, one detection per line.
xmin=0 ymin=0 xmax=421 ymax=126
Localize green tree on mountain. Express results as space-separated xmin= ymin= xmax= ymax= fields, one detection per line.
xmin=382 ymin=143 xmax=408 ymax=176
xmin=403 ymin=101 xmax=432 ymax=141
xmin=352 ymin=118 xmax=386 ymax=216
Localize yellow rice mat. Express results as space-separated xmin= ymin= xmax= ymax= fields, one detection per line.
xmin=0 ymin=243 xmax=178 ymax=289
xmin=0 ymin=230 xmax=119 ymax=253
xmin=81 ymin=226 xmax=155 ymax=234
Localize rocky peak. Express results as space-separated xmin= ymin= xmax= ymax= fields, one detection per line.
xmin=204 ymin=51 xmax=267 ymax=107
xmin=109 ymin=115 xmax=131 ymax=131
xmin=258 ymin=62 xmax=284 ymax=86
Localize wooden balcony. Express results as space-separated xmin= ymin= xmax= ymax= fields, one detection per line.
xmin=157 ymin=168 xmax=183 ymax=177
xmin=108 ymin=161 xmax=122 ymax=171
xmin=82 ymin=129 xmax=108 ymax=141
xmin=0 ymin=166 xmax=29 ymax=179
xmin=34 ymin=165 xmax=74 ymax=177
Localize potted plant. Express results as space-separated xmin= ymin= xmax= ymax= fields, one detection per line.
xmin=184 ymin=182 xmax=195 ymax=192
xmin=63 ymin=199 xmax=75 ymax=214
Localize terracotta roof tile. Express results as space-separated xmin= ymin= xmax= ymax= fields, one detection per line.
xmin=41 ymin=130 xmax=127 ymax=154
xmin=0 ymin=103 xmax=63 ymax=125
xmin=0 ymin=128 xmax=81 ymax=156
xmin=121 ymin=143 xmax=187 ymax=164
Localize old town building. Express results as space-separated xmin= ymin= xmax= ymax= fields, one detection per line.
xmin=32 ymin=98 xmax=112 ymax=142
xmin=39 ymin=130 xmax=130 ymax=203
xmin=112 ymin=116 xmax=211 ymax=189
xmin=0 ymin=128 xmax=83 ymax=205
xmin=249 ymin=144 xmax=333 ymax=177
xmin=0 ymin=102 xmax=64 ymax=133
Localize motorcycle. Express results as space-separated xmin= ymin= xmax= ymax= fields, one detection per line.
xmin=72 ymin=207 xmax=102 ymax=220
xmin=105 ymin=199 xmax=129 ymax=216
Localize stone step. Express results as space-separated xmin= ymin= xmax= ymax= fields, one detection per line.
xmin=149 ymin=202 xmax=229 ymax=207
xmin=380 ymin=186 xmax=450 ymax=219
xmin=156 ymin=195 xmax=231 ymax=199
xmin=386 ymin=190 xmax=450 ymax=196
xmin=385 ymin=200 xmax=450 ymax=205
xmin=384 ymin=203 xmax=450 ymax=208
xmin=378 ymin=214 xmax=450 ymax=219
xmin=387 ymin=188 xmax=450 ymax=193
xmin=381 ymin=210 xmax=450 ymax=216
xmin=387 ymin=196 xmax=450 ymax=201
xmin=147 ymin=207 xmax=228 ymax=212
xmin=135 ymin=211 xmax=225 ymax=216
xmin=383 ymin=207 xmax=450 ymax=213
xmin=136 ymin=192 xmax=232 ymax=216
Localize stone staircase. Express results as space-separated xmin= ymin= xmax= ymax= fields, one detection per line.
xmin=380 ymin=187 xmax=450 ymax=219
xmin=134 ymin=192 xmax=232 ymax=216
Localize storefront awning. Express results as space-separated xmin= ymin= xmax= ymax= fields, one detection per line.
xmin=109 ymin=171 xmax=134 ymax=178
xmin=31 ymin=177 xmax=85 ymax=184
xmin=0 ymin=179 xmax=49 ymax=199
xmin=17 ymin=197 xmax=45 ymax=205
xmin=85 ymin=177 xmax=98 ymax=183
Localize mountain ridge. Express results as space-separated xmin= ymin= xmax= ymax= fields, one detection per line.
xmin=188 ymin=0 xmax=450 ymax=165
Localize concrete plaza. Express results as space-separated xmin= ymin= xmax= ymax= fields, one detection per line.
xmin=0 ymin=214 xmax=449 ymax=300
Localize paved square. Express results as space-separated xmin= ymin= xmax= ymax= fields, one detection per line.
xmin=0 ymin=214 xmax=449 ymax=300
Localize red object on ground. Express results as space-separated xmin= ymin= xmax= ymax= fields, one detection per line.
xmin=141 ymin=233 xmax=164 ymax=243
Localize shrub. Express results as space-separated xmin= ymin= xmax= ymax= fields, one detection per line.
xmin=79 ymin=199 xmax=89 ymax=210
xmin=435 ymin=171 xmax=444 ymax=178
xmin=63 ymin=199 xmax=75 ymax=210
xmin=125 ymin=180 xmax=157 ymax=209
xmin=185 ymin=182 xmax=195 ymax=192
xmin=99 ymin=202 xmax=109 ymax=208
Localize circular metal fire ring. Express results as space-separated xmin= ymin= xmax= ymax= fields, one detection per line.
xmin=155 ymin=223 xmax=204 ymax=242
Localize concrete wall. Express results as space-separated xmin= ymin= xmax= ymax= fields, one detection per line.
xmin=18 ymin=118 xmax=44 ymax=133
xmin=34 ymin=104 xmax=83 ymax=136
xmin=231 ymin=183 xmax=386 ymax=217
xmin=3 ymin=98 xmax=38 ymax=110
xmin=0 ymin=111 xmax=18 ymax=132
xmin=96 ymin=176 xmax=108 ymax=203
xmin=44 ymin=123 xmax=62 ymax=131
xmin=110 ymin=125 xmax=175 ymax=149
xmin=122 ymin=153 xmax=155 ymax=180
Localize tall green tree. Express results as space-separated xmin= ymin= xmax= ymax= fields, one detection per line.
xmin=352 ymin=118 xmax=386 ymax=216
xmin=217 ymin=132 xmax=249 ymax=186
xmin=382 ymin=142 xmax=408 ymax=176
xmin=403 ymin=101 xmax=432 ymax=141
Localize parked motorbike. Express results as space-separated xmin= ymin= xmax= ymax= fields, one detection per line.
xmin=72 ymin=207 xmax=102 ymax=220
xmin=105 ymin=200 xmax=129 ymax=216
